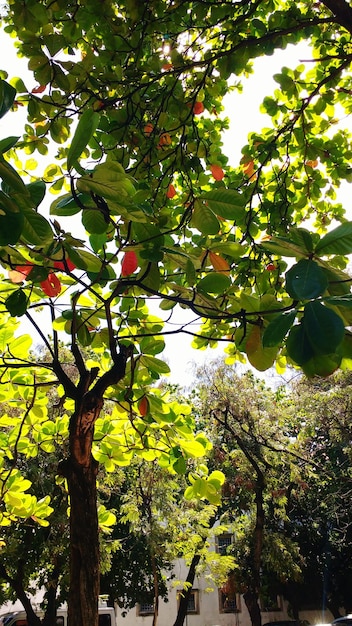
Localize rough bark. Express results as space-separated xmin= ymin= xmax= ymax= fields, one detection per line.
xmin=57 ymin=345 xmax=131 ymax=626
xmin=243 ymin=479 xmax=265 ymax=626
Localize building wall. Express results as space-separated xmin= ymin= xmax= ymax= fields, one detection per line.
xmin=115 ymin=557 xmax=334 ymax=626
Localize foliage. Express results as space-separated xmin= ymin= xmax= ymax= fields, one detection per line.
xmin=282 ymin=372 xmax=352 ymax=617
xmin=1 ymin=0 xmax=352 ymax=623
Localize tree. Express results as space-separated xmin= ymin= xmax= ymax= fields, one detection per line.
xmin=281 ymin=372 xmax=352 ymax=619
xmin=1 ymin=1 xmax=352 ymax=624
xmin=194 ymin=362 xmax=303 ymax=626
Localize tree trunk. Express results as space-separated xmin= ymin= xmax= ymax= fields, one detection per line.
xmin=55 ymin=344 xmax=130 ymax=626
xmin=61 ymin=389 xmax=103 ymax=626
xmin=244 ymin=588 xmax=262 ymax=626
xmin=172 ymin=554 xmax=201 ymax=626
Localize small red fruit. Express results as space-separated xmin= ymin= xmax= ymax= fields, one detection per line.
xmin=121 ymin=251 xmax=139 ymax=276
xmin=166 ymin=184 xmax=176 ymax=199
xmin=40 ymin=273 xmax=62 ymax=297
xmin=193 ymin=101 xmax=205 ymax=115
xmin=210 ymin=164 xmax=225 ymax=181
xmin=266 ymin=263 xmax=277 ymax=271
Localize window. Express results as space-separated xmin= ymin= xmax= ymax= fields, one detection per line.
xmin=219 ymin=589 xmax=240 ymax=613
xmin=177 ymin=589 xmax=199 ymax=615
xmin=99 ymin=615 xmax=112 ymax=626
xmin=216 ymin=534 xmax=233 ymax=555
xmin=219 ymin=574 xmax=240 ymax=614
xmin=137 ymin=602 xmax=155 ymax=616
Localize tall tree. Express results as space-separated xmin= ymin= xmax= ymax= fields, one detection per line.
xmin=1 ymin=1 xmax=352 ymax=624
xmin=195 ymin=363 xmax=303 ymax=626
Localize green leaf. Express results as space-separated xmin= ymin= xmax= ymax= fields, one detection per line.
xmin=260 ymin=235 xmax=308 ymax=258
xmin=67 ymin=109 xmax=100 ymax=170
xmin=0 ymin=80 xmax=16 ymax=119
xmin=191 ymin=200 xmax=220 ymax=235
xmin=200 ymin=189 xmax=246 ymax=220
xmin=66 ymin=248 xmax=103 ymax=272
xmin=315 ymin=222 xmax=352 ymax=255
xmin=82 ymin=209 xmax=109 ymax=234
xmin=323 ymin=295 xmax=352 ymax=308
xmin=21 ymin=209 xmax=53 ymax=245
xmin=5 ymin=289 xmax=28 ymax=317
xmin=197 ymin=273 xmax=231 ymax=294
xmin=303 ymin=301 xmax=345 ymax=355
xmin=286 ymin=323 xmax=313 ymax=366
xmin=0 ymin=136 xmax=20 ymax=154
xmin=179 ymin=439 xmax=207 ymax=458
xmin=27 ymin=181 xmax=46 ymax=208
xmin=76 ymin=161 xmax=136 ymax=201
xmin=286 ymin=259 xmax=328 ymax=300
xmin=50 ymin=193 xmax=84 ymax=216
xmin=209 ymin=241 xmax=245 ymax=258
xmin=262 ymin=310 xmax=296 ymax=348
xmin=139 ymin=355 xmax=170 ymax=375
xmin=0 ymin=208 xmax=23 ymax=245
xmin=0 ymin=158 xmax=27 ymax=194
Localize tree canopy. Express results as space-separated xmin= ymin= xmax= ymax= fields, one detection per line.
xmin=1 ymin=1 xmax=352 ymax=625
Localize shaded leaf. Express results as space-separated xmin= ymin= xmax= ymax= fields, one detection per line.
xmin=262 ymin=310 xmax=296 ymax=348
xmin=304 ymin=300 xmax=345 ymax=355
xmin=286 ymin=259 xmax=328 ymax=300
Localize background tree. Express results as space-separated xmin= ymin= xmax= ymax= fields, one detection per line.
xmin=282 ymin=372 xmax=352 ymax=620
xmin=1 ymin=1 xmax=352 ymax=625
xmin=195 ymin=362 xmax=303 ymax=626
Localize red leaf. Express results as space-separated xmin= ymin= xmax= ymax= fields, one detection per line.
xmin=40 ymin=273 xmax=61 ymax=297
xmin=53 ymin=258 xmax=76 ymax=271
xmin=121 ymin=251 xmax=138 ymax=276
xmin=31 ymin=85 xmax=46 ymax=94
xmin=8 ymin=264 xmax=33 ymax=283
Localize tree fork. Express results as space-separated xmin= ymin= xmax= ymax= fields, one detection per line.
xmin=59 ymin=345 xmax=132 ymax=626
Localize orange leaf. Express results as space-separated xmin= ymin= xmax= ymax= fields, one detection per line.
xmin=8 ymin=264 xmax=33 ymax=283
xmin=209 ymin=252 xmax=230 ymax=275
xmin=31 ymin=85 xmax=46 ymax=94
xmin=166 ymin=184 xmax=176 ymax=199
xmin=193 ymin=101 xmax=204 ymax=115
xmin=138 ymin=396 xmax=149 ymax=417
xmin=144 ymin=123 xmax=154 ymax=136
xmin=242 ymin=159 xmax=256 ymax=180
xmin=210 ymin=164 xmax=225 ymax=181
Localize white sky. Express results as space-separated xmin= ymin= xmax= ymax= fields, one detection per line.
xmin=0 ymin=33 xmax=348 ymax=387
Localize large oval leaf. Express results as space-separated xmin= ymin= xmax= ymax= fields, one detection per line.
xmin=304 ymin=301 xmax=345 ymax=355
xmin=197 ymin=273 xmax=231 ymax=294
xmin=21 ymin=209 xmax=53 ymax=245
xmin=200 ymin=189 xmax=246 ymax=220
xmin=315 ymin=222 xmax=352 ymax=255
xmin=191 ymin=200 xmax=220 ymax=235
xmin=286 ymin=259 xmax=328 ymax=300
xmin=67 ymin=109 xmax=100 ymax=170
xmin=245 ymin=325 xmax=277 ymax=371
xmin=262 ymin=310 xmax=296 ymax=348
